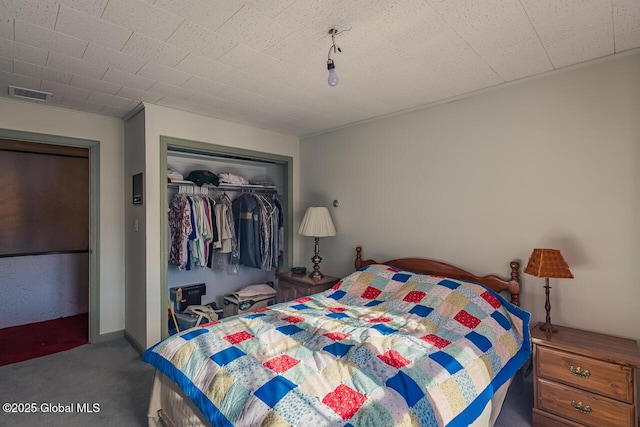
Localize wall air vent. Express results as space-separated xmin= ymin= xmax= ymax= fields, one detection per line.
xmin=8 ymin=85 xmax=52 ymax=102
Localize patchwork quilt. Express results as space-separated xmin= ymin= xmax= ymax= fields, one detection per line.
xmin=143 ymin=264 xmax=531 ymax=427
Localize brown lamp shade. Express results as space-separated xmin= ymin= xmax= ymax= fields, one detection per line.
xmin=524 ymin=249 xmax=573 ymax=279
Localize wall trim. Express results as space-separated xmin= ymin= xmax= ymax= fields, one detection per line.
xmin=93 ymin=329 xmax=124 ymax=343
xmin=124 ymin=330 xmax=146 ymax=356
xmin=0 ymin=128 xmax=101 ymax=344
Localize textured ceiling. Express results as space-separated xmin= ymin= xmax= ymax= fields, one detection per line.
xmin=0 ymin=0 xmax=639 ymax=137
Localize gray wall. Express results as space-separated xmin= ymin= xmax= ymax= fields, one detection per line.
xmin=300 ymin=52 xmax=640 ymax=341
xmin=124 ymin=108 xmax=147 ymax=349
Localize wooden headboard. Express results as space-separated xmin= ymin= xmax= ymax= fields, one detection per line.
xmin=354 ymin=246 xmax=522 ymax=307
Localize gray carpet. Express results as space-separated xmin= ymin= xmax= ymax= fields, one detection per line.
xmin=0 ymin=337 xmax=154 ymax=427
xmin=0 ymin=338 xmax=533 ymax=426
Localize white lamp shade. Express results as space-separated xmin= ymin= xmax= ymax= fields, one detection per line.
xmin=298 ymin=207 xmax=336 ymax=237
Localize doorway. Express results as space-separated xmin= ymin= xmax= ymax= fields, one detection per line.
xmin=0 ymin=130 xmax=100 ymax=363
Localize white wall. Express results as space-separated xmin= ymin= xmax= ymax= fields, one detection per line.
xmin=0 ymin=253 xmax=88 ymax=329
xmin=300 ymin=52 xmax=640 ymax=341
xmin=0 ymin=97 xmax=125 ymax=336
xmin=136 ymin=104 xmax=300 ymax=348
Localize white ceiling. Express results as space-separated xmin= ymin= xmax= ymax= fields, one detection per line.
xmin=0 ymin=0 xmax=638 ymax=137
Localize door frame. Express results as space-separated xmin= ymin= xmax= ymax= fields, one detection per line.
xmin=0 ymin=128 xmax=100 ymax=343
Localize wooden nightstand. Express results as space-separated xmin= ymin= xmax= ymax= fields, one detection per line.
xmin=276 ymin=272 xmax=340 ymax=303
xmin=532 ymin=322 xmax=640 ymax=427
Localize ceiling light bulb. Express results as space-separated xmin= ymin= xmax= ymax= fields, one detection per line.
xmin=327 ymin=59 xmax=339 ymax=87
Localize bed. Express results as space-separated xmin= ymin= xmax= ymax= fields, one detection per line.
xmin=143 ymin=247 xmax=531 ymax=427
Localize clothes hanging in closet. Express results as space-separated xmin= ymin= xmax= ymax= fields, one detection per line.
xmin=169 ymin=190 xmax=285 ymax=272
xmin=231 ymin=193 xmax=284 ymax=271
xmin=169 ymin=193 xmax=213 ymax=270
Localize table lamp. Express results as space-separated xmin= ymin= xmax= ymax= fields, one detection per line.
xmin=298 ymin=207 xmax=336 ymax=279
xmin=524 ymin=248 xmax=573 ymax=333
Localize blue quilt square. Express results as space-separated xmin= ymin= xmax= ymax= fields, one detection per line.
xmin=244 ymin=313 xmax=266 ymax=319
xmin=326 ymin=312 xmax=348 ymax=319
xmin=429 ymin=351 xmax=464 ymax=375
xmin=491 ymin=311 xmax=511 ymax=330
xmin=290 ymin=304 xmax=310 ymax=310
xmin=276 ymin=324 xmax=304 ymax=336
xmin=466 ymin=331 xmax=492 ymax=352
xmin=323 ymin=342 xmax=353 ymax=357
xmin=409 ymin=305 xmax=433 ymax=318
xmin=386 ymin=371 xmax=424 ymax=407
xmin=254 ymin=376 xmax=297 ymax=408
xmin=364 ymin=300 xmax=383 ymax=307
xmin=211 ymin=347 xmax=245 ymax=366
xmin=327 ymin=290 xmax=346 ymax=300
xmin=392 ymin=273 xmax=412 ymax=283
xmin=372 ymin=324 xmax=396 ymax=336
xmin=438 ymin=279 xmax=460 ymax=290
xmin=180 ymin=328 xmax=208 ymax=340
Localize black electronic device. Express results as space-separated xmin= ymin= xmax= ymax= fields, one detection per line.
xmin=170 ymin=283 xmax=206 ymax=312
xmin=291 ymin=266 xmax=307 ymax=275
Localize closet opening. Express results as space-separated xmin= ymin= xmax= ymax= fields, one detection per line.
xmin=160 ymin=136 xmax=293 ymax=339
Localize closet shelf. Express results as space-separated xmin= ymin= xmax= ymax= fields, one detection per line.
xmin=168 ymin=180 xmax=278 ymax=193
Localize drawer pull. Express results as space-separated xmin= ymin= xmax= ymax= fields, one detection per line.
xmin=571 ymin=400 xmax=592 ymax=414
xmin=569 ymin=365 xmax=591 ymax=378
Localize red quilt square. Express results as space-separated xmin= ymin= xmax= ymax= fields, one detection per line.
xmin=324 ymin=332 xmax=351 ymax=341
xmin=295 ymin=297 xmax=312 ymax=303
xmin=480 ymin=291 xmax=502 ymax=309
xmin=322 ymin=384 xmax=367 ymax=420
xmin=331 ymin=281 xmax=343 ymax=290
xmin=224 ymin=331 xmax=254 ymax=344
xmin=454 ymin=310 xmax=481 ymax=329
xmin=378 ymin=350 xmax=411 ymax=368
xmin=368 ymin=317 xmax=392 ymax=323
xmin=329 ymin=307 xmax=348 ymax=313
xmin=403 ymin=290 xmax=426 ymax=303
xmin=361 ymin=286 xmax=382 ymax=300
xmin=263 ymin=354 xmax=299 ymax=373
xmin=283 ymin=315 xmax=304 ymax=323
xmin=199 ymin=321 xmax=220 ymax=328
xmin=253 ymin=307 xmax=270 ymax=313
xmin=421 ymin=334 xmax=451 ymax=349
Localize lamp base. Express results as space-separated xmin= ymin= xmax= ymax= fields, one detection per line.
xmin=540 ymin=278 xmax=557 ymax=333
xmin=309 ymin=270 xmax=324 ymax=280
xmin=309 ymin=237 xmax=324 ymax=279
xmin=538 ymin=322 xmax=558 ymax=333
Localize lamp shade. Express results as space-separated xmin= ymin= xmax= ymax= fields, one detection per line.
xmin=298 ymin=207 xmax=336 ymax=237
xmin=524 ymin=249 xmax=573 ymax=279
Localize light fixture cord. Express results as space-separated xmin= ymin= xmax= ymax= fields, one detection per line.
xmin=327 ymin=28 xmax=346 ymax=61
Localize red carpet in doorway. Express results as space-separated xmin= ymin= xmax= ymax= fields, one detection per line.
xmin=0 ymin=313 xmax=88 ymax=366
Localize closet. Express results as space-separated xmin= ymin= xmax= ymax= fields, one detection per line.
xmin=163 ymin=143 xmax=291 ymax=329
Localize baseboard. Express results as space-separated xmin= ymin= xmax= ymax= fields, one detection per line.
xmin=124 ymin=330 xmax=146 ymax=356
xmin=92 ymin=329 xmax=124 ymax=343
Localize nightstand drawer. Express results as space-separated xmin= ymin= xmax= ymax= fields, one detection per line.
xmin=537 ymin=378 xmax=635 ymax=427
xmin=537 ymin=345 xmax=634 ymax=402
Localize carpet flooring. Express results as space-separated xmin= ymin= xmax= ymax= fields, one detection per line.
xmin=0 ymin=337 xmax=154 ymax=427
xmin=0 ymin=337 xmax=534 ymax=426
xmin=0 ymin=313 xmax=88 ymax=366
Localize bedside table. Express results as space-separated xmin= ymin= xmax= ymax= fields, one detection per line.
xmin=276 ymin=272 xmax=340 ymax=303
xmin=532 ymin=322 xmax=640 ymax=427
